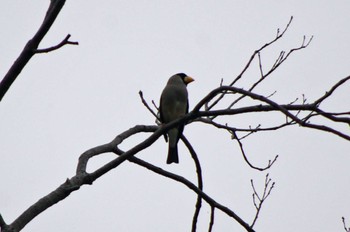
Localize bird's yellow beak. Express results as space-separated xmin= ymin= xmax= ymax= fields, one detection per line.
xmin=184 ymin=76 xmax=194 ymax=84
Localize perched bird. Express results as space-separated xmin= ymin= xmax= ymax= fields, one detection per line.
xmin=159 ymin=73 xmax=194 ymax=164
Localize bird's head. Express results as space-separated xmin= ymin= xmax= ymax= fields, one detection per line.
xmin=175 ymin=73 xmax=194 ymax=86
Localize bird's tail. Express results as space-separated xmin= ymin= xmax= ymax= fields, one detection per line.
xmin=166 ymin=145 xmax=179 ymax=164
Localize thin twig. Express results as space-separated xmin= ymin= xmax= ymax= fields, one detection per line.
xmin=207 ymin=16 xmax=295 ymax=111
xmin=35 ymin=34 xmax=78 ymax=53
xmin=182 ymin=136 xmax=203 ymax=232
xmin=250 ymin=174 xmax=275 ymax=227
xmin=257 ymin=52 xmax=264 ymax=78
xmin=314 ymin=75 xmax=350 ymax=106
xmin=342 ymin=217 xmax=350 ymax=232
xmin=208 ymin=206 xmax=215 ymax=232
xmin=231 ymin=130 xmax=278 ymax=171
xmin=152 ymin=100 xmax=159 ymax=111
xmin=139 ymin=90 xmax=160 ymax=120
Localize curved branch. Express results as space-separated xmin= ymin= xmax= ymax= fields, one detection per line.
xmin=2 ymin=121 xmax=255 ymax=232
xmin=3 ymin=81 xmax=347 ymax=231
xmin=77 ymin=125 xmax=158 ymax=174
xmin=231 ymin=130 xmax=278 ymax=171
xmin=112 ymin=135 xmax=253 ymax=231
xmin=181 ymin=136 xmax=203 ymax=232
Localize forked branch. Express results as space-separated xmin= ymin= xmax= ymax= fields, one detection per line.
xmin=35 ymin=34 xmax=78 ymax=53
xmin=250 ymin=174 xmax=275 ymax=227
xmin=0 ymin=0 xmax=78 ymax=101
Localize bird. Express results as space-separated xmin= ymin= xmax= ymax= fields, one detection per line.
xmin=159 ymin=73 xmax=194 ymax=164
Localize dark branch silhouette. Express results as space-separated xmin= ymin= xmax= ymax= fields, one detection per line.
xmin=250 ymin=174 xmax=275 ymax=227
xmin=1 ymin=12 xmax=349 ymax=232
xmin=0 ymin=0 xmax=78 ymax=101
xmin=181 ymin=136 xmax=203 ymax=232
xmin=342 ymin=217 xmax=350 ymax=232
xmin=35 ymin=34 xmax=78 ymax=53
xmin=208 ymin=206 xmax=215 ymax=232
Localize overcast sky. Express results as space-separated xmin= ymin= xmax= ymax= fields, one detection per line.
xmin=1 ymin=1 xmax=349 ymax=232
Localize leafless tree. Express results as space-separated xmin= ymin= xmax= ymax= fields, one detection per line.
xmin=0 ymin=1 xmax=349 ymax=232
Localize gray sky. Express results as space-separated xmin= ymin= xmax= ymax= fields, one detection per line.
xmin=1 ymin=1 xmax=349 ymax=231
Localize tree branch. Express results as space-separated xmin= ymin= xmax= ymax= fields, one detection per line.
xmin=208 ymin=206 xmax=215 ymax=232
xmin=181 ymin=136 xmax=203 ymax=232
xmin=314 ymin=75 xmax=350 ymax=106
xmin=250 ymin=174 xmax=275 ymax=227
xmin=193 ymin=86 xmax=350 ymax=141
xmin=207 ymin=16 xmax=296 ymax=111
xmin=2 ymin=122 xmax=255 ymax=232
xmin=0 ymin=0 xmax=75 ymax=101
xmin=342 ymin=217 xmax=350 ymax=232
xmin=231 ymin=130 xmax=278 ymax=171
xmin=138 ymin=90 xmax=160 ymax=121
xmin=35 ymin=34 xmax=78 ymax=53
xmin=0 ymin=214 xmax=8 ymax=231
xmin=2 ymin=13 xmax=349 ymax=231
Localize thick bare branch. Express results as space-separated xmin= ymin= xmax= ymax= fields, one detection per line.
xmin=2 ymin=120 xmax=256 ymax=232
xmin=0 ymin=214 xmax=8 ymax=231
xmin=77 ymin=125 xmax=158 ymax=174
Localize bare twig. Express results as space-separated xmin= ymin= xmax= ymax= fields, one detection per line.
xmin=138 ymin=90 xmax=160 ymax=120
xmin=197 ymin=113 xmax=297 ymax=134
xmin=232 ymin=16 xmax=294 ymax=87
xmin=207 ymin=17 xmax=314 ymax=115
xmin=342 ymin=217 xmax=350 ymax=232
xmin=208 ymin=206 xmax=215 ymax=232
xmin=152 ymin=100 xmax=159 ymax=111
xmin=314 ymin=75 xmax=350 ymax=106
xmin=228 ymin=34 xmax=313 ymax=109
xmin=207 ymin=16 xmax=295 ymax=111
xmin=231 ymin=130 xmax=278 ymax=171
xmin=182 ymin=136 xmax=203 ymax=232
xmin=257 ymin=52 xmax=264 ymax=78
xmin=250 ymin=174 xmax=275 ymax=227
xmin=35 ymin=34 xmax=78 ymax=53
